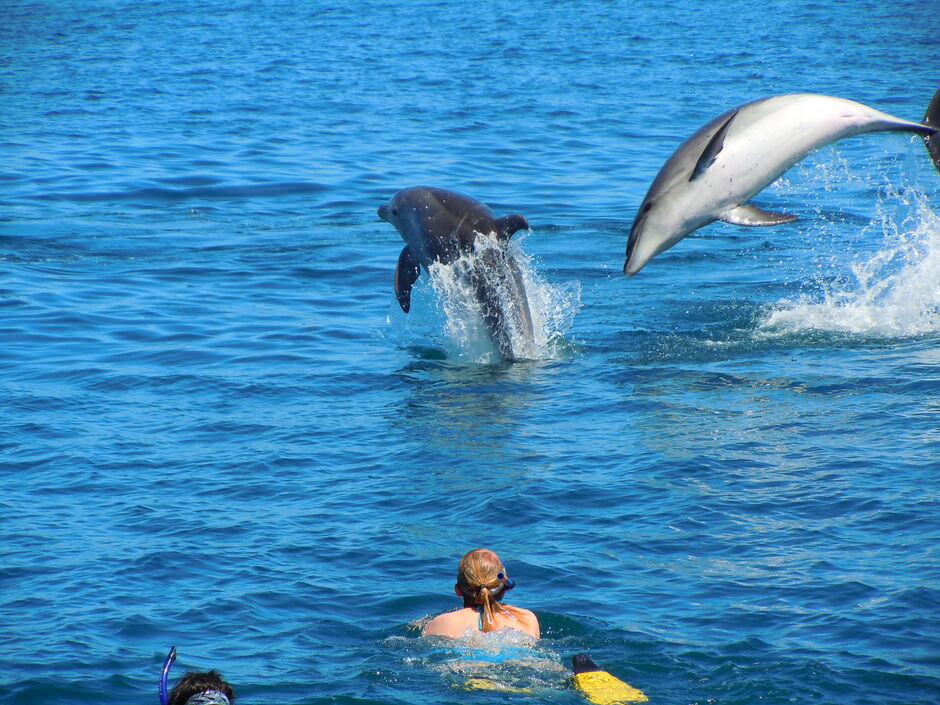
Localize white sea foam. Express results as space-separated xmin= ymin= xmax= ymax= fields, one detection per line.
xmin=760 ymin=191 xmax=940 ymax=338
xmin=387 ymin=232 xmax=580 ymax=363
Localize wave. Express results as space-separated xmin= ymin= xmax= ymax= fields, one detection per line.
xmin=29 ymin=180 xmax=329 ymax=204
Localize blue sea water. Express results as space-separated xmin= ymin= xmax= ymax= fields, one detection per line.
xmin=2 ymin=0 xmax=939 ymax=703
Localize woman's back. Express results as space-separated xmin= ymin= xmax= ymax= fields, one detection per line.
xmin=422 ymin=548 xmax=539 ymax=640
xmin=422 ymin=605 xmax=539 ymax=639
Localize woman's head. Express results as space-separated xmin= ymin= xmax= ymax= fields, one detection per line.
xmin=455 ymin=548 xmax=515 ymax=631
xmin=167 ymin=670 xmax=235 ymax=705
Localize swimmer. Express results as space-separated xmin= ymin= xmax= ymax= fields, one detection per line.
xmin=422 ymin=548 xmax=540 ymax=639
xmin=167 ymin=668 xmax=235 ymax=705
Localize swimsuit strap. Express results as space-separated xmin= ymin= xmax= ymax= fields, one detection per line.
xmin=474 ymin=606 xmax=483 ymax=631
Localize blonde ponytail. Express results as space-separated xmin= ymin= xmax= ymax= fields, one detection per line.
xmin=478 ymin=584 xmax=499 ymax=632
xmin=457 ymin=548 xmax=513 ymax=632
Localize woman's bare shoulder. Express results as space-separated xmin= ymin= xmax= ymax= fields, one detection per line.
xmin=504 ymin=605 xmax=540 ymax=638
xmin=421 ymin=609 xmax=472 ymax=637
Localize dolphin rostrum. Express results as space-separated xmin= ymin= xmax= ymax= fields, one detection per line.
xmin=624 ymin=89 xmax=940 ymax=275
xmin=378 ymin=186 xmax=535 ymax=361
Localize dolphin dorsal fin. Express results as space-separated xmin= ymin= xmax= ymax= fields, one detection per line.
xmin=394 ymin=246 xmax=420 ymax=313
xmin=690 ymin=110 xmax=739 ymax=181
xmin=496 ymin=214 xmax=530 ymax=240
xmin=719 ymin=203 xmax=797 ymax=227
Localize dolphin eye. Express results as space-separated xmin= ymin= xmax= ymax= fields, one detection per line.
xmin=392 ymin=208 xmax=398 ymax=216
xmin=641 ymin=201 xmax=653 ymax=214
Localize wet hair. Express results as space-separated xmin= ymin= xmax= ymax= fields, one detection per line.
xmin=168 ymin=670 xmax=235 ymax=705
xmin=456 ymin=548 xmax=515 ymax=632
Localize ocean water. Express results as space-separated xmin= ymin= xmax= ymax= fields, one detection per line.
xmin=1 ymin=1 xmax=938 ymax=704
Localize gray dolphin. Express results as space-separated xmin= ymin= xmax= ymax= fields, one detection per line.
xmin=378 ymin=186 xmax=535 ymax=361
xmin=625 ymin=89 xmax=940 ymax=275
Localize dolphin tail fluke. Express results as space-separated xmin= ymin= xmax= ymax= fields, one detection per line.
xmin=922 ymin=87 xmax=940 ymax=175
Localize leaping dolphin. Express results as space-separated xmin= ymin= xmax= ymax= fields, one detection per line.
xmin=624 ymin=88 xmax=940 ymax=275
xmin=378 ymin=186 xmax=535 ymax=361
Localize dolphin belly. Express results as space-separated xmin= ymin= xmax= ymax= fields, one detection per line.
xmin=468 ymin=246 xmax=535 ymax=362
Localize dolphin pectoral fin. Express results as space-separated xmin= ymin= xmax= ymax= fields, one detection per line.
xmin=496 ymin=214 xmax=530 ymax=240
xmin=720 ymin=204 xmax=798 ymax=227
xmin=690 ymin=110 xmax=739 ymax=181
xmin=394 ymin=246 xmax=420 ymax=313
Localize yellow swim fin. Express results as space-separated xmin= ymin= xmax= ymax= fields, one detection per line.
xmin=571 ymin=654 xmax=648 ymax=704
xmin=463 ymin=677 xmax=534 ymax=694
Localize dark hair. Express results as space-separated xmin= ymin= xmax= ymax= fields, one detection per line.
xmin=168 ymin=670 xmax=235 ymax=705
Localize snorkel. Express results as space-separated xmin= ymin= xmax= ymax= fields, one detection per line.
xmin=496 ymin=571 xmax=516 ymax=591
xmin=159 ymin=646 xmax=177 ymax=705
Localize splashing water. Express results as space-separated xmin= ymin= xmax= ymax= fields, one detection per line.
xmin=761 ymin=191 xmax=940 ymax=338
xmin=390 ymin=629 xmax=569 ymax=697
xmin=386 ymin=232 xmax=580 ymax=363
